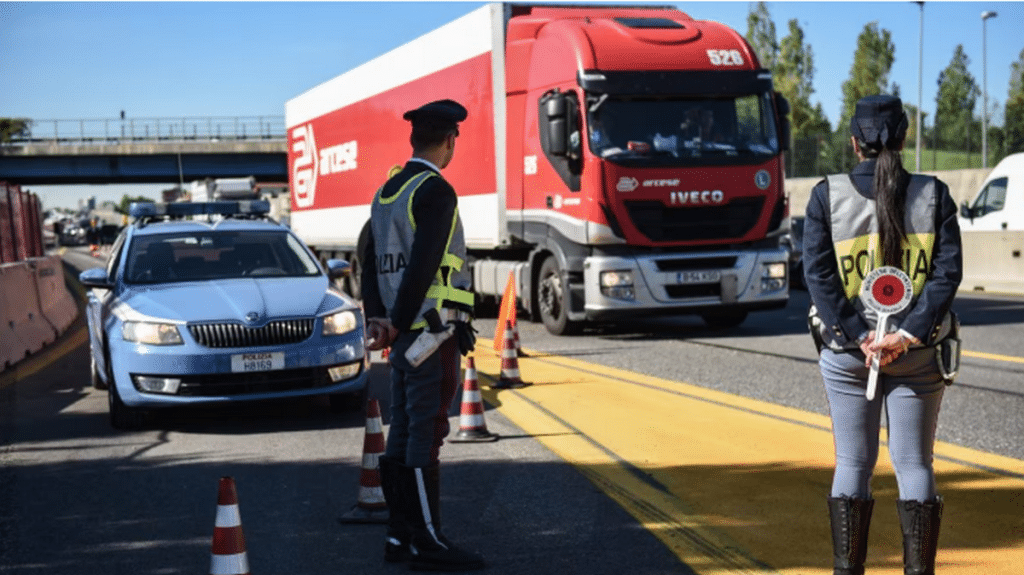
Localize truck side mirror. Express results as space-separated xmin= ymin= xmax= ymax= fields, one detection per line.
xmin=774 ymin=92 xmax=791 ymax=152
xmin=545 ymin=94 xmax=568 ymax=156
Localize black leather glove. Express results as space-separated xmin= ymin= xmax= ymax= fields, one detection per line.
xmin=452 ymin=320 xmax=477 ymax=356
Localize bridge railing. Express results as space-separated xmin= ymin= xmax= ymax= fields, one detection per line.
xmin=6 ymin=116 xmax=286 ymax=145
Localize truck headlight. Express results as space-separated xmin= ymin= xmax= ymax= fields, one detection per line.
xmin=600 ymin=270 xmax=635 ymax=300
xmin=323 ymin=310 xmax=358 ymax=336
xmin=122 ymin=321 xmax=183 ymax=345
xmin=761 ymin=262 xmax=787 ymax=292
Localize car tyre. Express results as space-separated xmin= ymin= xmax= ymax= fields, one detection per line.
xmin=109 ymin=381 xmax=146 ymax=430
xmin=538 ymin=255 xmax=582 ymax=336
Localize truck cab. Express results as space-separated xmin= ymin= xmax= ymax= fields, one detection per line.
xmin=959 ymin=152 xmax=1024 ymax=232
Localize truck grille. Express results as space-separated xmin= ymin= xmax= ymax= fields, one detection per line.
xmin=624 ymin=197 xmax=765 ymax=242
xmin=188 ymin=319 xmax=315 ymax=348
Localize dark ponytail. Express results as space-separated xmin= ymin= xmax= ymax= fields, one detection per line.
xmin=873 ymin=144 xmax=909 ymax=267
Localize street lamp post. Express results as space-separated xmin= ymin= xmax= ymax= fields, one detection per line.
xmin=982 ymin=10 xmax=997 ymax=168
xmin=916 ymin=1 xmax=924 ymax=171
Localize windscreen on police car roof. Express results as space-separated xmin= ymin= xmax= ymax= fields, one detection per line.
xmin=586 ymin=93 xmax=779 ymax=166
xmin=125 ymin=231 xmax=320 ymax=284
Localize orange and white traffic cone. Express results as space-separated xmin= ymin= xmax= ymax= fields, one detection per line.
xmin=338 ymin=398 xmax=389 ymax=524
xmin=210 ymin=476 xmax=250 ymax=575
xmin=493 ymin=320 xmax=526 ymax=389
xmin=450 ymin=357 xmax=498 ymax=443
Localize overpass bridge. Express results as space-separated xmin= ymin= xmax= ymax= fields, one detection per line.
xmin=0 ymin=116 xmax=288 ymax=185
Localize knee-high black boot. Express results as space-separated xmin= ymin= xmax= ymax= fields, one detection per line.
xmin=828 ymin=496 xmax=874 ymax=575
xmin=403 ymin=463 xmax=485 ymax=571
xmin=897 ymin=497 xmax=943 ymax=575
xmin=379 ymin=456 xmax=411 ymax=563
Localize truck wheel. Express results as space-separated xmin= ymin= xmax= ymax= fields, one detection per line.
xmin=701 ymin=310 xmax=748 ymax=330
xmin=108 ymin=381 xmax=146 ymax=430
xmin=538 ymin=255 xmax=581 ymax=336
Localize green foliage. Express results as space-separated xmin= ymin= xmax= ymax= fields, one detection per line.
xmin=0 ymin=118 xmax=31 ymax=143
xmin=745 ymin=2 xmax=778 ymax=69
xmin=840 ymin=22 xmax=897 ymax=133
xmin=117 ymin=195 xmax=155 ymax=214
xmin=935 ymin=45 xmax=980 ymax=152
xmin=1005 ymin=47 xmax=1024 ymax=153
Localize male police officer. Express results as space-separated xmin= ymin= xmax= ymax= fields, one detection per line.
xmin=360 ymin=99 xmax=483 ymax=571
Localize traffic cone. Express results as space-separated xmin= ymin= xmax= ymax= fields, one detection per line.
xmin=493 ymin=271 xmax=517 ymax=353
xmin=210 ymin=477 xmax=250 ymax=575
xmin=493 ymin=320 xmax=526 ymax=389
xmin=338 ymin=398 xmax=389 ymax=524
xmin=449 ymin=357 xmax=498 ymax=443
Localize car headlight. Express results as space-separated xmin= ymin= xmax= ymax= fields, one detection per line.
xmin=122 ymin=321 xmax=184 ymax=345
xmin=323 ymin=310 xmax=358 ymax=336
xmin=600 ymin=270 xmax=635 ymax=300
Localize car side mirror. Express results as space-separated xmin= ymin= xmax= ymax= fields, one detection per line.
xmin=326 ymin=259 xmax=351 ymax=279
xmin=79 ymin=267 xmax=113 ymax=289
xmin=959 ymin=201 xmax=975 ymax=221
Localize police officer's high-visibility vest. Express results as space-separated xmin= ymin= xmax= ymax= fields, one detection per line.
xmin=371 ymin=170 xmax=474 ymax=331
xmin=827 ymin=173 xmax=937 ymax=330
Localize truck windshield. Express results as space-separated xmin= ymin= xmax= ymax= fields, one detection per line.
xmin=587 ymin=93 xmax=779 ymax=166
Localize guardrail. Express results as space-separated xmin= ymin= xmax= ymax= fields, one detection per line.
xmin=4 ymin=116 xmax=286 ymax=146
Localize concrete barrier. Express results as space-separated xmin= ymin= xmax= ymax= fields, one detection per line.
xmin=0 ymin=262 xmax=57 ymax=368
xmin=786 ymin=168 xmax=992 ymax=217
xmin=30 ymin=256 xmax=79 ymax=335
xmin=959 ymin=231 xmax=1024 ymax=295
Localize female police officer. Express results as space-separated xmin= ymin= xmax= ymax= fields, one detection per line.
xmin=361 ymin=99 xmax=484 ymax=571
xmin=803 ymin=95 xmax=962 ymax=575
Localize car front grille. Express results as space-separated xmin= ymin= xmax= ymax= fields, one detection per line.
xmin=624 ymin=197 xmax=765 ymax=242
xmin=174 ymin=367 xmax=333 ymax=396
xmin=188 ymin=319 xmax=315 ymax=348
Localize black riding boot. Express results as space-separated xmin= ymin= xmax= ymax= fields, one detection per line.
xmin=380 ymin=456 xmax=412 ymax=562
xmin=403 ymin=463 xmax=485 ymax=571
xmin=897 ymin=496 xmax=943 ymax=575
xmin=828 ymin=496 xmax=874 ymax=575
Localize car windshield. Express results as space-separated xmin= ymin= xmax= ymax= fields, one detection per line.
xmin=587 ymin=93 xmax=779 ymax=166
xmin=125 ymin=230 xmax=321 ymax=284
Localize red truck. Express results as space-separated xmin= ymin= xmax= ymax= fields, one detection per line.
xmin=285 ymin=3 xmax=791 ymax=335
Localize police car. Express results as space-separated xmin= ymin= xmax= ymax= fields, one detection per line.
xmin=79 ymin=201 xmax=368 ymax=429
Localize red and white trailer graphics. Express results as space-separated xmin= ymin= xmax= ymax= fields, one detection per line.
xmin=286 ymin=3 xmax=792 ymax=334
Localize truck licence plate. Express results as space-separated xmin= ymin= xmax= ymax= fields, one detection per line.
xmin=676 ymin=271 xmax=721 ymax=284
xmin=231 ymin=352 xmax=284 ymax=373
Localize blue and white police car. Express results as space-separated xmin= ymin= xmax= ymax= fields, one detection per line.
xmin=79 ymin=201 xmax=368 ymax=429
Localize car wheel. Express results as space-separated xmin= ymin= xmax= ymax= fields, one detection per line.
xmin=537 ymin=255 xmax=581 ymax=336
xmin=108 ymin=381 xmax=145 ymax=430
xmin=701 ymin=310 xmax=748 ymax=330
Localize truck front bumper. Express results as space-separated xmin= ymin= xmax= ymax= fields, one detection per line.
xmin=582 ymin=246 xmax=790 ymax=321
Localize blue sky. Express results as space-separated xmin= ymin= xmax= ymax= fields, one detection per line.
xmin=3 ymin=1 xmax=1022 ymax=209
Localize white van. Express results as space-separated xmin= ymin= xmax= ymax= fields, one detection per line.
xmin=957 ymin=152 xmax=1024 ymax=295
xmin=959 ymin=152 xmax=1024 ymax=231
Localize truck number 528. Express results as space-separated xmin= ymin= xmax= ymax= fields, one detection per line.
xmin=707 ymin=49 xmax=744 ymax=66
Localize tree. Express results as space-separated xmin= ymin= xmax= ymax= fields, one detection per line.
xmin=117 ymin=195 xmax=155 ymax=214
xmin=775 ymin=18 xmax=832 ymax=175
xmin=935 ymin=45 xmax=980 ymax=154
xmin=840 ymin=22 xmax=897 ymax=129
xmin=0 ymin=118 xmax=31 ymax=143
xmin=745 ymin=2 xmax=778 ymax=70
xmin=1005 ymin=47 xmax=1024 ymax=153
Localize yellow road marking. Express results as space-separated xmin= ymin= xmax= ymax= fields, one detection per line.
xmin=962 ymin=350 xmax=1024 ymax=364
xmin=473 ymin=348 xmax=1024 ymax=575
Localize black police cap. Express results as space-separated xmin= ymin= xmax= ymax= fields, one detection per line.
xmin=850 ymin=94 xmax=908 ymax=149
xmin=402 ymin=99 xmax=468 ymax=127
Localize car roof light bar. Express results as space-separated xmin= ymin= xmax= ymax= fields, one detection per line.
xmin=129 ymin=201 xmax=271 ymax=219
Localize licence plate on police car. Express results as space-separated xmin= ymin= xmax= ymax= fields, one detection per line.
xmin=231 ymin=352 xmax=284 ymax=373
xmin=676 ymin=271 xmax=721 ymax=284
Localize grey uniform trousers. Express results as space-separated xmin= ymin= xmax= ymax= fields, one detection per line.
xmin=819 ymin=347 xmax=945 ymax=502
